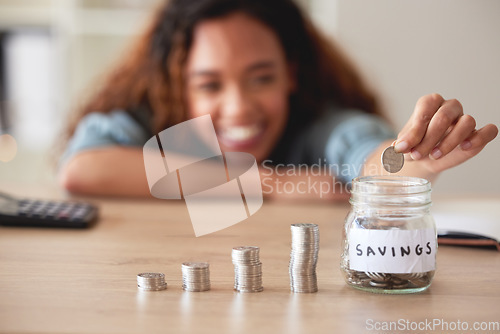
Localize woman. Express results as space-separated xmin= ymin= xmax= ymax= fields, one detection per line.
xmin=59 ymin=0 xmax=497 ymax=199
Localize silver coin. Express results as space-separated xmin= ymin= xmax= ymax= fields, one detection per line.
xmin=369 ymin=280 xmax=389 ymax=288
xmin=381 ymin=146 xmax=404 ymax=173
xmin=137 ymin=272 xmax=165 ymax=280
xmin=182 ymin=262 xmax=209 ymax=269
xmin=365 ymin=272 xmax=391 ymax=282
xmin=395 ymin=273 xmax=424 ymax=280
xmin=137 ymin=285 xmax=166 ymax=291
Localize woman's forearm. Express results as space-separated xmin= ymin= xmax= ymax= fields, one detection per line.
xmin=59 ymin=147 xmax=152 ymax=197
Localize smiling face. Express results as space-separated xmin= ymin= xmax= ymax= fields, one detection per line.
xmin=184 ymin=12 xmax=294 ymax=162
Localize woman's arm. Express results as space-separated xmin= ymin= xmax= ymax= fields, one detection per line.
xmin=363 ymin=94 xmax=498 ymax=180
xmin=60 ymin=147 xmax=351 ymax=200
xmin=59 ymin=147 xmax=152 ymax=197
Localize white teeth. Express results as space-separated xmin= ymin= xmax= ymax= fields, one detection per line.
xmin=221 ymin=124 xmax=262 ymax=142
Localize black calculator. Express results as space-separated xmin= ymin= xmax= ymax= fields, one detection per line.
xmin=0 ymin=192 xmax=98 ymax=228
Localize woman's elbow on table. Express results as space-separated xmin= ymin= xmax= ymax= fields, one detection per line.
xmin=58 ymin=153 xmax=106 ymax=195
xmin=58 ymin=148 xmax=152 ymax=197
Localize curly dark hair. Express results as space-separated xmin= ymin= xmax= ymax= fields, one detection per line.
xmin=65 ymin=0 xmax=380 ymax=140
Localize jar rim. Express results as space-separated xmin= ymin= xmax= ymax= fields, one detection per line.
xmin=351 ymin=176 xmax=431 ymax=196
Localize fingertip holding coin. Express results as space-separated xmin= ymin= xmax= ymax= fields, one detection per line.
xmin=393 ymin=140 xmax=409 ymax=153
xmin=0 ymin=134 xmax=18 ymax=162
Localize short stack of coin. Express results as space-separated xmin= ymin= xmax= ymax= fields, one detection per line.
xmin=137 ymin=272 xmax=167 ymax=291
xmin=232 ymin=246 xmax=263 ymax=292
xmin=181 ymin=262 xmax=211 ymax=292
xmin=289 ymin=223 xmax=320 ymax=293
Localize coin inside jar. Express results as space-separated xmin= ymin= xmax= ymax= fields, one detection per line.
xmin=381 ymin=146 xmax=404 ymax=173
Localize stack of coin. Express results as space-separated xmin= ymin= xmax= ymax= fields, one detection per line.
xmin=232 ymin=246 xmax=263 ymax=292
xmin=181 ymin=262 xmax=211 ymax=292
xmin=289 ymin=223 xmax=320 ymax=293
xmin=137 ymin=272 xmax=167 ymax=291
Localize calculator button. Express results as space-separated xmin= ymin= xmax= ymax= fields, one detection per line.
xmin=31 ymin=200 xmax=43 ymax=207
xmin=59 ymin=208 xmax=73 ymax=217
xmin=70 ymin=209 xmax=89 ymax=221
xmin=57 ymin=213 xmax=70 ymax=220
xmin=19 ymin=200 xmax=35 ymax=213
xmin=32 ymin=204 xmax=49 ymax=217
xmin=46 ymin=203 xmax=62 ymax=217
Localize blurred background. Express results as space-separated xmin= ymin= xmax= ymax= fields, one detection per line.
xmin=0 ymin=0 xmax=499 ymax=194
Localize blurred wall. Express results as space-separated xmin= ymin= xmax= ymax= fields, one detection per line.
xmin=310 ymin=0 xmax=500 ymax=194
xmin=0 ymin=0 xmax=160 ymax=185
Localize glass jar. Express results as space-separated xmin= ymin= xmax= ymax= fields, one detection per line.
xmin=340 ymin=176 xmax=437 ymax=294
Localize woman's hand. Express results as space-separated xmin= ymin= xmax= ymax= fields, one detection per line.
xmin=393 ymin=93 xmax=498 ymax=175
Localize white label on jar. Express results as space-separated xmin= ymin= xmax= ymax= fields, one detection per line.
xmin=348 ymin=228 xmax=436 ymax=273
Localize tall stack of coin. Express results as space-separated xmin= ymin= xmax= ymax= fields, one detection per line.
xmin=289 ymin=223 xmax=320 ymax=293
xmin=137 ymin=272 xmax=167 ymax=291
xmin=181 ymin=262 xmax=211 ymax=292
xmin=232 ymin=246 xmax=263 ymax=292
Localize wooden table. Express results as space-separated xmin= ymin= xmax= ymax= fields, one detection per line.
xmin=1 ymin=185 xmax=499 ymax=333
